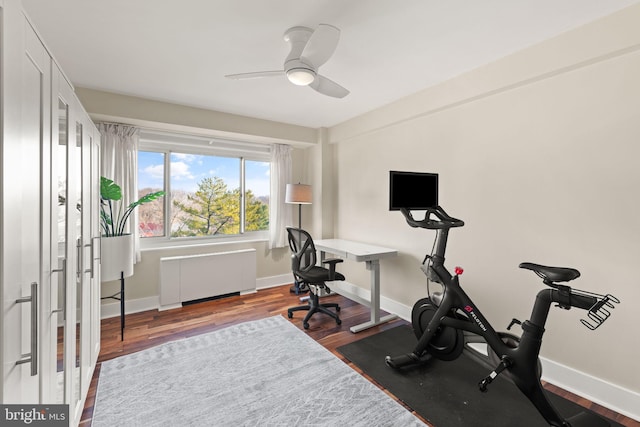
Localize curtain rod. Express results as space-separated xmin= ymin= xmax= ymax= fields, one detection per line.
xmin=96 ymin=121 xmax=276 ymax=150
xmin=96 ymin=120 xmax=138 ymax=127
xmin=93 ymin=119 xmax=288 ymax=148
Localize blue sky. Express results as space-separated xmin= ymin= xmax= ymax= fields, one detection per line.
xmin=138 ymin=151 xmax=270 ymax=196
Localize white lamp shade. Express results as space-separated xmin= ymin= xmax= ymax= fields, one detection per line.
xmin=285 ymin=184 xmax=312 ymax=204
xmin=101 ymin=234 xmax=134 ymax=282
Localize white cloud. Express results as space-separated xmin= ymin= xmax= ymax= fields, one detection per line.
xmin=171 ymin=161 xmax=194 ymax=180
xmin=143 ymin=164 xmax=164 ymax=180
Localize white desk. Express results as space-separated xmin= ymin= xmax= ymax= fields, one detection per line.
xmin=314 ymin=239 xmax=398 ymax=333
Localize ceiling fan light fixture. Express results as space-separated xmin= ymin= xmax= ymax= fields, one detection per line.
xmin=286 ymin=68 xmax=316 ymax=86
xmin=227 ymin=24 xmax=348 ymax=97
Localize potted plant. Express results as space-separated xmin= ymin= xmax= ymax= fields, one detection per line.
xmin=100 ymin=176 xmax=165 ymax=237
xmin=100 ymin=176 xmax=165 ymax=281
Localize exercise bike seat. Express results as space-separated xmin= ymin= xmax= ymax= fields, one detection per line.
xmin=519 ymin=262 xmax=581 ymax=283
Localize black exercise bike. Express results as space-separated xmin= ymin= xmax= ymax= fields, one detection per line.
xmin=385 ymin=206 xmax=620 ymax=427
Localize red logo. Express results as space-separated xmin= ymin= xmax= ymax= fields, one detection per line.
xmin=464 ymin=305 xmax=473 ymax=313
xmin=455 ymin=266 xmax=464 ymax=275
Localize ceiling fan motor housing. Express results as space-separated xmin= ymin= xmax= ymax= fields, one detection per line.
xmin=284 ymin=26 xmax=317 ymax=85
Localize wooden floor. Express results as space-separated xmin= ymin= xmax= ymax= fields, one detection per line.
xmin=81 ymin=285 xmax=638 ymax=427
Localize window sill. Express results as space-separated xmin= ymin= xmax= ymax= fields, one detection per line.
xmin=140 ymin=233 xmax=269 ymax=252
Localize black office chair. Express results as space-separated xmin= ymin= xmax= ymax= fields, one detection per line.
xmin=286 ymin=227 xmax=344 ymax=329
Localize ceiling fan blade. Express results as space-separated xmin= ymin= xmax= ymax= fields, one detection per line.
xmin=301 ymin=24 xmax=340 ymax=68
xmin=225 ymin=70 xmax=284 ymax=80
xmin=309 ymin=75 xmax=349 ymax=98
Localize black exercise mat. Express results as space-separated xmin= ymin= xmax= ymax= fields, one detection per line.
xmin=338 ymin=326 xmax=619 ymax=427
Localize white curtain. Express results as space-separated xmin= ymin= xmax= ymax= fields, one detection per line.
xmin=98 ymin=123 xmax=141 ymax=261
xmin=269 ymin=144 xmax=292 ymax=249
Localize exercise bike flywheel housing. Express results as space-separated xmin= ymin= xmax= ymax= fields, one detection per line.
xmin=411 ymin=296 xmax=464 ymax=361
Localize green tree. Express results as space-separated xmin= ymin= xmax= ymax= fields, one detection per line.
xmin=245 ymin=190 xmax=269 ymax=231
xmin=171 ymin=177 xmax=268 ymax=237
xmin=172 ymin=177 xmax=236 ymax=236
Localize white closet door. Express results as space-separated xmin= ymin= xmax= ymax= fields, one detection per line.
xmin=0 ymin=4 xmax=51 ymax=402
xmin=51 ymin=63 xmax=76 ymax=408
xmin=89 ymin=125 xmax=102 ymax=363
xmin=73 ymin=100 xmax=91 ymax=423
xmin=66 ymin=87 xmax=83 ymax=424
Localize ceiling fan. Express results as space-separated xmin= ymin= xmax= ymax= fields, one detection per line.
xmin=225 ymin=24 xmax=349 ymax=99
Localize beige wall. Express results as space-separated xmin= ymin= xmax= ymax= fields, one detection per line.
xmin=76 ymin=88 xmax=317 ymax=146
xmin=322 ymin=4 xmax=640 ymax=394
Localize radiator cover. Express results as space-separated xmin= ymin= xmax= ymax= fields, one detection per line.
xmin=159 ymin=249 xmax=256 ymax=310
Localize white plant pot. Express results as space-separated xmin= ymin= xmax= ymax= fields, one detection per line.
xmin=101 ymin=234 xmax=134 ymax=282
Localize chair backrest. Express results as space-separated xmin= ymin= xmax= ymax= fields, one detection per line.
xmin=286 ymin=227 xmax=317 ymax=274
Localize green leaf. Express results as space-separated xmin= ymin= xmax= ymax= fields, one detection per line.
xmin=100 ymin=176 xmax=122 ymax=201
xmin=127 ymin=191 xmax=166 ymax=210
xmin=100 ymin=210 xmax=112 ymax=226
xmin=116 ymin=190 xmax=167 ymax=236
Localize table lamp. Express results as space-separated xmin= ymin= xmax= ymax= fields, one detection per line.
xmin=285 ymin=183 xmax=312 ymax=293
xmin=285 ymin=183 xmax=312 ymax=229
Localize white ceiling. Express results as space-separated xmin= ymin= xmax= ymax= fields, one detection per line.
xmin=22 ymin=0 xmax=640 ymax=129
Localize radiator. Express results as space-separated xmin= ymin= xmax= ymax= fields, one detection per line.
xmin=159 ymin=248 xmax=256 ymax=310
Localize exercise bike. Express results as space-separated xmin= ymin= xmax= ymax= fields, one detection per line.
xmin=385 ymin=206 xmax=620 ymax=427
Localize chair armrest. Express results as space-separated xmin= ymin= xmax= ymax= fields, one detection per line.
xmin=322 ymin=258 xmax=343 ymax=280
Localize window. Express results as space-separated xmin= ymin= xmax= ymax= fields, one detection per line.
xmin=138 ymin=151 xmax=166 ymax=237
xmin=137 ymin=131 xmax=270 ymax=244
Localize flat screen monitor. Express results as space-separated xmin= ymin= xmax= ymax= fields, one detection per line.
xmin=389 ymin=171 xmax=438 ymax=210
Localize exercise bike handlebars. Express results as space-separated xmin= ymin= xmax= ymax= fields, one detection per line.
xmin=400 ymin=206 xmax=465 ymax=229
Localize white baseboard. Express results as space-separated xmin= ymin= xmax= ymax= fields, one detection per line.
xmin=100 ymin=278 xmax=639 ymax=421
xmin=100 ymin=296 xmax=159 ymax=319
xmin=327 ymin=280 xmax=412 ymax=321
xmin=256 ymin=273 xmax=292 ymax=290
xmin=540 ymin=357 xmax=640 ymax=422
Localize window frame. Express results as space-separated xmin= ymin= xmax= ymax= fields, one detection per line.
xmin=137 ymin=130 xmax=271 ymax=249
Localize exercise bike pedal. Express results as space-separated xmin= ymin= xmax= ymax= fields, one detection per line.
xmin=478 ymin=357 xmax=512 ymax=392
xmin=385 ymin=352 xmax=432 ymax=369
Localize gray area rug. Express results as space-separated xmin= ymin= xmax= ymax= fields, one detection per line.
xmin=92 ymin=316 xmax=425 ymax=426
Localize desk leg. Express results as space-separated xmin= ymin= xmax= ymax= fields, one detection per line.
xmin=369 ymin=259 xmax=381 ymax=324
xmin=349 ymin=259 xmax=397 ymax=333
